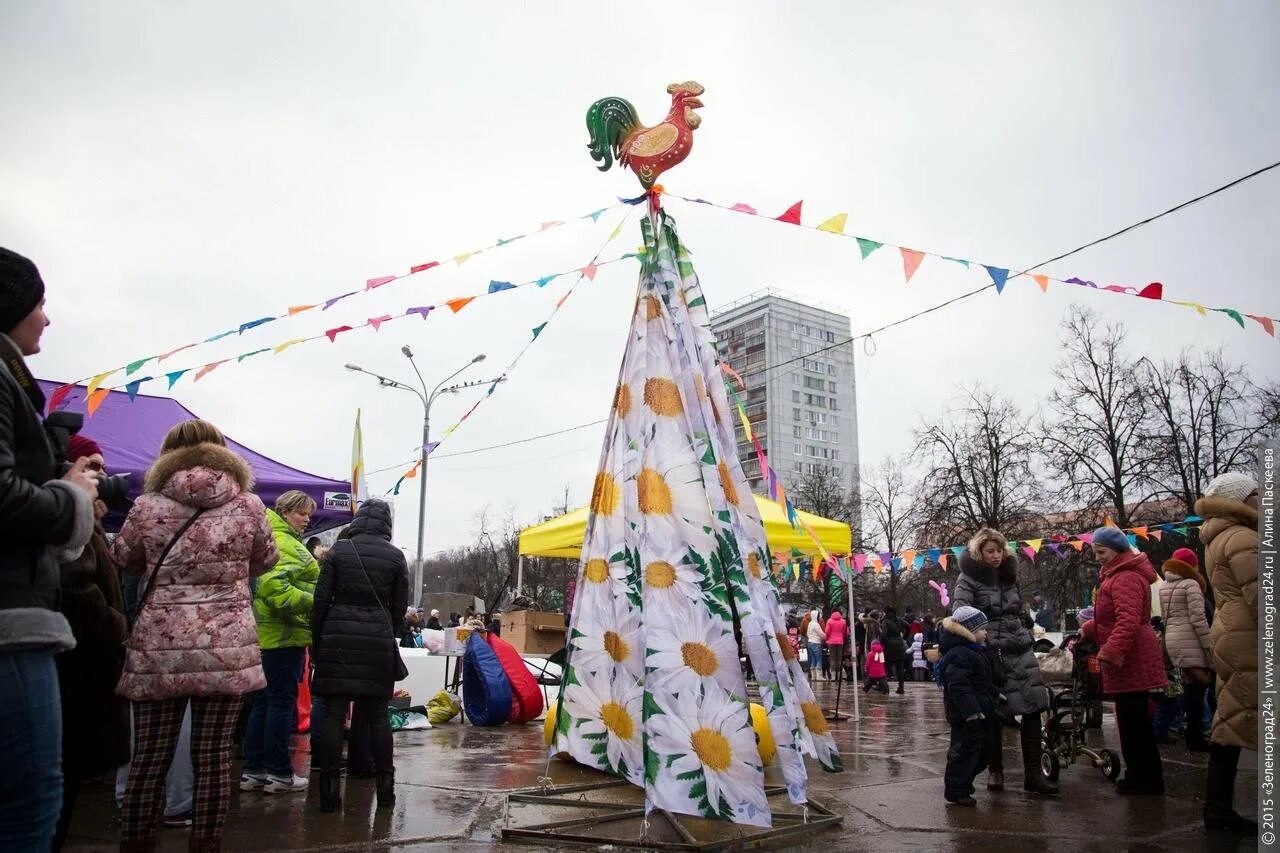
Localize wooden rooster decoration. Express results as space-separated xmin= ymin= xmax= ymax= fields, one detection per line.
xmin=586 ymin=81 xmax=705 ymax=189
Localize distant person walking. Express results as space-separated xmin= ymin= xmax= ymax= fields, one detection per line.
xmin=112 ymin=420 xmax=278 ymax=852
xmin=1158 ymin=548 xmax=1213 ymax=753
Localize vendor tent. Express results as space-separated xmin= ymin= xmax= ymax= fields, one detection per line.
xmin=519 ymin=495 xmax=851 ymax=560
xmin=38 ymin=380 xmax=353 ymax=530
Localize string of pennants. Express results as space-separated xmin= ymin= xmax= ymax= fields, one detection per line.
xmin=673 ymin=194 xmax=1278 ymax=339
xmin=383 ymin=209 xmax=637 ymax=496
xmin=773 ymin=514 xmax=1203 ymax=581
xmin=48 ymin=201 xmax=626 ymax=415
xmin=51 ymin=224 xmax=640 ymax=419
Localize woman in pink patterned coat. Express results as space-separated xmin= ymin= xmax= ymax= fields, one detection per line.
xmin=111 ymin=419 xmax=277 ymax=852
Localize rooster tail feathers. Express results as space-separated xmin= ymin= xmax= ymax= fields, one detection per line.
xmin=586 ymin=96 xmax=639 ymax=172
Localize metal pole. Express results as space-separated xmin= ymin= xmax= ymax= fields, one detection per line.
xmin=516 ymin=555 xmax=524 ymax=597
xmin=414 ymin=399 xmax=430 ymax=608
xmin=850 ymin=584 xmax=859 ymax=721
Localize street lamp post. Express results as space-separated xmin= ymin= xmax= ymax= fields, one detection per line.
xmin=345 ymin=350 xmax=493 ymax=605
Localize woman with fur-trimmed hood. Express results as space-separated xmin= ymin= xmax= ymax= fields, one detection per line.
xmin=952 ymin=527 xmax=1057 ymax=797
xmin=111 ymin=419 xmax=278 ymax=851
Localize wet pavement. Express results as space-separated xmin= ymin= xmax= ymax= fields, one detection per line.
xmin=62 ymin=681 xmax=1258 ymax=851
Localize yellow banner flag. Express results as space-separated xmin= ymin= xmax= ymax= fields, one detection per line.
xmin=816 ymin=213 xmax=847 ymax=234
xmin=86 ymin=370 xmax=113 ymax=396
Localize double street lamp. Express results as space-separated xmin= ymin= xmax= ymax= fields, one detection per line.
xmin=346 ymin=349 xmax=503 ymax=604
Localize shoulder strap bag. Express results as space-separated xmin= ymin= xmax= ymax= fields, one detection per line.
xmin=343 ymin=540 xmax=409 ymax=682
xmin=125 ymin=507 xmax=208 ymax=645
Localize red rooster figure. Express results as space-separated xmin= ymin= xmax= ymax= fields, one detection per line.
xmin=586 ymin=81 xmax=705 ymax=189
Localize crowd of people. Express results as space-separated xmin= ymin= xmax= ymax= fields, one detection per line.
xmin=0 ymin=247 xmax=412 ymax=851
xmin=0 ymin=246 xmax=1263 ymax=847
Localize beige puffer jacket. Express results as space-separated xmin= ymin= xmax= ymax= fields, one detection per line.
xmin=1158 ymin=559 xmax=1210 ymax=670
xmin=1197 ymin=495 xmax=1258 ymax=751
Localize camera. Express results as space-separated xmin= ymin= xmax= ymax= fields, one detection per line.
xmin=45 ymin=411 xmax=133 ymax=512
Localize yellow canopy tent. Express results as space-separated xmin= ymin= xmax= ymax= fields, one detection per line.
xmin=518 ymin=494 xmax=851 ymax=560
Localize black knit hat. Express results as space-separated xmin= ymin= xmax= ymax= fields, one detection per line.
xmin=0 ymin=248 xmax=45 ymax=334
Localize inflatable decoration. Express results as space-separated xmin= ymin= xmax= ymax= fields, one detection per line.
xmin=462 ymin=630 xmax=512 ymax=726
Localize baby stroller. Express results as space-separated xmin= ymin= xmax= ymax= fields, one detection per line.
xmin=1039 ymin=632 xmax=1121 ymax=782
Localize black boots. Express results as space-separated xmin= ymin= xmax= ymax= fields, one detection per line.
xmin=319 ymin=771 xmax=342 ymax=814
xmin=986 ymin=770 xmax=1004 ymax=791
xmin=375 ymin=769 xmax=396 ymax=809
xmin=1020 ymin=715 xmax=1059 ymax=797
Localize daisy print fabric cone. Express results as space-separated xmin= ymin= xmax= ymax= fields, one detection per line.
xmin=551 ymin=209 xmax=840 ymax=829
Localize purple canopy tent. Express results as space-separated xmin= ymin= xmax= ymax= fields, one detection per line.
xmin=38 ymin=380 xmax=354 ymax=532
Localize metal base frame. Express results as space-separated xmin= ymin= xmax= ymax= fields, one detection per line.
xmin=502 ymin=779 xmax=842 ymax=851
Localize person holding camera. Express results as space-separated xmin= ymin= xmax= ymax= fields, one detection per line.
xmin=51 ymin=435 xmax=133 ymax=850
xmin=0 ymin=248 xmax=99 ymax=851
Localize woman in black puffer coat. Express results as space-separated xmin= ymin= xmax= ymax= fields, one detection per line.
xmin=952 ymin=527 xmax=1057 ymax=797
xmin=310 ymin=500 xmax=408 ymax=813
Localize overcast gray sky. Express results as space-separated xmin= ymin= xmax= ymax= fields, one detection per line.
xmin=2 ymin=1 xmax=1277 ymax=558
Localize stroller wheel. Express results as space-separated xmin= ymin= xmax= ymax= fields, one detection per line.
xmin=1099 ymin=748 xmax=1121 ymax=781
xmin=1041 ymin=747 xmax=1061 ymax=782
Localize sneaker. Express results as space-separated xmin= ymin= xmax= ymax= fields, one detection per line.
xmin=264 ymin=773 xmax=309 ymax=794
xmin=162 ymin=812 xmax=193 ymax=828
xmin=945 ymin=794 xmax=977 ymax=807
xmin=239 ymin=772 xmax=268 ymax=791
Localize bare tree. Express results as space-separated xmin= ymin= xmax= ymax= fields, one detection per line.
xmin=1040 ymin=306 xmax=1152 ymax=527
xmin=914 ymin=384 xmax=1045 ymax=542
xmin=1141 ymin=349 xmax=1274 ymax=515
xmin=787 ymin=466 xmax=856 ymax=527
xmin=859 ymin=456 xmax=925 ymax=611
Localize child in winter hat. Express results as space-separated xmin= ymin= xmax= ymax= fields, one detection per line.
xmin=939 ymin=604 xmax=996 ymax=807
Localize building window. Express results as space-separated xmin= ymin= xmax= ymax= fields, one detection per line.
xmin=792 ymin=425 xmax=801 ymax=438
xmin=829 ymin=398 xmax=838 ymax=411
xmin=826 ymin=331 xmax=836 ymax=342
xmin=792 ymin=461 xmax=803 ymax=473
xmin=828 ymin=364 xmax=836 ymax=376
xmin=828 ymin=381 xmax=837 ymax=393
xmin=794 ymin=443 xmax=802 ymax=455
xmin=792 ymin=407 xmax=801 ymax=420
xmin=791 ymin=390 xmax=801 ymax=403
xmin=831 ymin=450 xmax=840 ymax=461
xmin=803 ymin=376 xmax=825 ymax=390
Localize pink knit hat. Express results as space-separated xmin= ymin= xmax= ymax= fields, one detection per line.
xmin=1171 ymin=547 xmax=1198 ymax=567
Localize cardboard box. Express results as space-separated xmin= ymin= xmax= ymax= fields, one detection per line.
xmin=500 ymin=610 xmax=567 ymax=655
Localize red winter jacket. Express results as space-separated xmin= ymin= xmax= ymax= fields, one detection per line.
xmin=1081 ymin=550 xmax=1167 ymax=695
xmin=864 ymin=641 xmax=887 ymax=679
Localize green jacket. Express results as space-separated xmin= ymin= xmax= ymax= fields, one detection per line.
xmin=252 ymin=510 xmax=319 ymax=649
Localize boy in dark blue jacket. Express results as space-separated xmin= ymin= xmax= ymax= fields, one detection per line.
xmin=938 ymin=605 xmax=999 ymax=806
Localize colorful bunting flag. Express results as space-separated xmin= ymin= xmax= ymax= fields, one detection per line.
xmin=900 ymin=248 xmax=925 ymax=283
xmin=1033 ymin=274 xmax=1049 ymax=293
xmin=985 ymin=265 xmax=1010 ymax=294
xmin=365 ymin=276 xmax=396 ymax=290
xmin=446 ymin=297 xmax=476 ymax=313
xmin=85 ymin=388 xmax=109 ymax=416
xmin=325 ymin=326 xmax=353 ymax=342
xmin=856 ymin=237 xmax=882 ymax=260
xmin=488 ymin=281 xmax=516 ymax=293
xmin=816 ymin=213 xmax=847 ymax=234
xmin=775 ymin=201 xmax=803 ymax=225
xmin=125 ymin=358 xmax=151 ymax=376
xmin=46 ymin=384 xmax=73 ymax=413
xmin=368 ymin=315 xmax=393 ymax=331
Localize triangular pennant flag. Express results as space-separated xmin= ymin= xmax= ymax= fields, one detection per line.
xmin=950 ymin=546 xmax=965 ymax=559
xmin=1247 ymin=314 xmax=1275 ymax=336
xmin=775 ymin=201 xmax=803 ymax=225
xmin=165 ymin=369 xmax=189 ymax=389
xmin=237 ymin=349 xmax=270 ymax=362
xmin=535 ymin=275 xmax=557 ymax=288
xmin=446 ymin=296 xmax=476 ymax=313
xmin=539 ymin=221 xmax=563 ymax=231
xmin=194 ymin=361 xmax=225 ymax=382
xmin=1150 ymin=530 xmax=1163 ymax=541
xmin=1023 ymin=546 xmax=1037 ymax=561
xmin=1104 ymin=517 xmax=1118 ymax=528
xmin=729 ymin=202 xmax=757 ymax=215
xmin=1078 ymin=532 xmax=1095 ymax=544
xmin=487 ymin=280 xmax=516 ymax=293
xmin=985 ymin=265 xmax=1010 ymax=293
xmin=1026 ymin=538 xmax=1043 ymax=553
xmin=1047 ymin=543 xmax=1062 ymax=556
xmin=368 ymin=315 xmax=394 ymax=331
xmin=937 ymin=553 xmax=949 ymax=571
xmin=531 ymin=322 xmax=547 ymax=340
xmin=900 ymin=549 xmax=918 ymax=568
xmin=287 ymin=304 xmax=316 ymax=315
xmin=86 ymin=371 xmax=114 ymax=397
xmin=453 ymin=252 xmax=474 ymax=266
xmin=1126 ymin=534 xmax=1138 ymax=547
xmin=855 ymin=237 xmax=882 ymax=260
xmin=941 ymin=256 xmax=970 ymax=268
xmin=911 ymin=554 xmax=925 ymax=570
xmin=273 ymin=338 xmax=306 ymax=354
xmin=1173 ymin=300 xmax=1208 ymax=316
xmin=1102 ymin=285 xmax=1130 ymax=293
xmin=159 ymin=343 xmax=197 ymax=361
xmin=366 ymin=275 xmax=396 ymax=290
xmin=409 ymin=261 xmax=439 ymax=274
xmin=1068 ymin=539 xmax=1086 ymax=551
xmin=496 ymin=236 xmax=521 ymax=247
xmin=1185 ymin=515 xmax=1202 ymax=523
xmin=587 ymin=209 xmax=606 ymax=222
xmin=323 ymin=292 xmax=356 ymax=310
xmin=124 ymin=379 xmax=148 ymax=401
xmin=46 ymin=384 xmax=74 ymax=413
xmin=424 ymin=441 xmax=440 ymax=456
xmin=1138 ymin=282 xmax=1163 ymax=299
xmin=579 ymin=263 xmax=599 ymax=281
xmin=608 ymin=220 xmax=626 ymax=241
xmin=900 ymin=248 xmax=925 ymax=283
xmin=1033 ymin=274 xmax=1049 ymax=293
xmin=406 ymin=306 xmax=433 ymax=320
xmin=238 ymin=317 xmax=275 ymax=334
xmin=203 ymin=330 xmax=236 ymax=343
xmin=891 ymin=556 xmax=903 ymax=571
xmin=125 ymin=358 xmax=152 ymax=376
xmin=324 ymin=325 xmax=353 ymax=342
xmin=927 ymin=548 xmax=942 ymax=565
xmin=1131 ymin=526 xmax=1148 ymax=540
xmin=1217 ymin=308 xmax=1246 ymax=329
xmin=816 ymin=213 xmax=847 ymax=234
xmin=555 ymin=292 xmax=571 ymax=309
xmin=853 ymin=554 xmax=868 ymax=574
xmin=1066 ymin=277 xmax=1098 ymax=288
xmin=1174 ymin=525 xmax=1189 ymax=536
xmin=879 ymin=551 xmax=893 ymax=566
xmin=85 ymin=388 xmax=109 ymax=416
